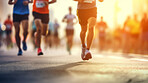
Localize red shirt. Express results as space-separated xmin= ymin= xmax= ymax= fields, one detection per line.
xmin=33 ymin=0 xmax=49 ymax=14
xmin=4 ymin=19 xmax=13 ymax=31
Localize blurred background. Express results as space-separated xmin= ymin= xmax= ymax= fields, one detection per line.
xmin=0 ymin=0 xmax=148 ymax=55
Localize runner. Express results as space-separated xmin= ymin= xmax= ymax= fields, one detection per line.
xmin=8 ymin=0 xmax=32 ymax=55
xmin=96 ymin=16 xmax=107 ymax=52
xmin=53 ymin=19 xmax=60 ymax=48
xmin=140 ymin=13 xmax=148 ymax=54
xmin=62 ymin=7 xmax=77 ymax=55
xmin=4 ymin=15 xmax=13 ymax=49
xmin=74 ymin=0 xmax=103 ymax=60
xmin=32 ymin=0 xmax=56 ymax=55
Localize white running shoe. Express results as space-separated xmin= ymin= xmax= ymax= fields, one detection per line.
xmin=81 ymin=48 xmax=92 ymax=60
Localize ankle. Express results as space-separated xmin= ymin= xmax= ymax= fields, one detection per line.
xmin=82 ymin=44 xmax=86 ymax=48
xmin=86 ymin=48 xmax=90 ymax=50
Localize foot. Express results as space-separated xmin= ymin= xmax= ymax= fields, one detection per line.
xmin=67 ymin=44 xmax=71 ymax=55
xmin=81 ymin=47 xmax=92 ymax=60
xmin=37 ymin=48 xmax=44 ymax=56
xmin=17 ymin=49 xmax=23 ymax=56
xmin=23 ymin=41 xmax=27 ymax=51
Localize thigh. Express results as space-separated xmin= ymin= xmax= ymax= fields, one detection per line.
xmin=13 ymin=22 xmax=20 ymax=31
xmin=34 ymin=19 xmax=42 ymax=30
xmin=22 ymin=20 xmax=29 ymax=30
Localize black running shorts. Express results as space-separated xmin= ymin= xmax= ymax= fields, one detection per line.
xmin=13 ymin=14 xmax=29 ymax=23
xmin=66 ymin=29 xmax=74 ymax=37
xmin=33 ymin=12 xmax=49 ymax=24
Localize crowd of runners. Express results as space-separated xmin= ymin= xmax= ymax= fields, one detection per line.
xmin=0 ymin=0 xmax=103 ymax=61
xmin=95 ymin=14 xmax=148 ymax=55
xmin=0 ymin=0 xmax=148 ymax=61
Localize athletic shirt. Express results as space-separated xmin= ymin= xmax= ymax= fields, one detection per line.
xmin=4 ymin=19 xmax=13 ymax=31
xmin=78 ymin=0 xmax=96 ymax=9
xmin=13 ymin=0 xmax=29 ymax=15
xmin=33 ymin=0 xmax=49 ymax=14
xmin=64 ymin=14 xmax=76 ymax=30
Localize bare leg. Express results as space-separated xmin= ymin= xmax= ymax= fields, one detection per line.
xmin=14 ymin=22 xmax=21 ymax=50
xmin=80 ymin=25 xmax=87 ymax=48
xmin=86 ymin=17 xmax=96 ymax=50
xmin=22 ymin=20 xmax=29 ymax=42
xmin=34 ymin=19 xmax=42 ymax=48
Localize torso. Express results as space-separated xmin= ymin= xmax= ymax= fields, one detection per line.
xmin=13 ymin=0 xmax=29 ymax=15
xmin=33 ymin=0 xmax=49 ymax=14
xmin=65 ymin=14 xmax=76 ymax=29
xmin=77 ymin=0 xmax=96 ymax=9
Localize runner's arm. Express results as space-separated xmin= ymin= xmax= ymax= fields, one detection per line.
xmin=62 ymin=16 xmax=67 ymax=22
xmin=49 ymin=0 xmax=56 ymax=4
xmin=8 ymin=0 xmax=17 ymax=5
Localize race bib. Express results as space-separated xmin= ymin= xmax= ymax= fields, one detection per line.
xmin=36 ymin=1 xmax=45 ymax=8
xmin=83 ymin=0 xmax=95 ymax=3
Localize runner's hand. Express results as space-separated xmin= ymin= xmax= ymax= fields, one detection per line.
xmin=8 ymin=0 xmax=17 ymax=5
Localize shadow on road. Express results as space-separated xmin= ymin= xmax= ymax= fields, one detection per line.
xmin=0 ymin=61 xmax=87 ymax=83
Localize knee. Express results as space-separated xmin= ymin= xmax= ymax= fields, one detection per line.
xmin=41 ymin=29 xmax=48 ymax=36
xmin=37 ymin=28 xmax=41 ymax=34
xmin=88 ymin=17 xmax=96 ymax=28
xmin=23 ymin=30 xmax=28 ymax=34
xmin=35 ymin=19 xmax=42 ymax=28
xmin=42 ymin=32 xmax=47 ymax=36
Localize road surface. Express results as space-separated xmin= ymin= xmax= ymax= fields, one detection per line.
xmin=0 ymin=47 xmax=148 ymax=83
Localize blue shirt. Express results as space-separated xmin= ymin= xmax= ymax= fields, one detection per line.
xmin=13 ymin=0 xmax=29 ymax=15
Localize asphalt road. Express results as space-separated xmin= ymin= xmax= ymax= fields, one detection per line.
xmin=0 ymin=47 xmax=148 ymax=83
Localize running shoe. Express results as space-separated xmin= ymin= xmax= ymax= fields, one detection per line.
xmin=85 ymin=49 xmax=92 ymax=60
xmin=22 ymin=41 xmax=27 ymax=51
xmin=81 ymin=47 xmax=86 ymax=60
xmin=17 ymin=49 xmax=23 ymax=56
xmin=81 ymin=47 xmax=92 ymax=60
xmin=37 ymin=48 xmax=43 ymax=56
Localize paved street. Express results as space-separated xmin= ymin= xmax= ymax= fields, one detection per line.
xmin=0 ymin=47 xmax=148 ymax=83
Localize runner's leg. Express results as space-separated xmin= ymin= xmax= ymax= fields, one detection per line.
xmin=14 ymin=22 xmax=21 ymax=50
xmin=86 ymin=17 xmax=96 ymax=50
xmin=22 ymin=20 xmax=29 ymax=51
xmin=22 ymin=20 xmax=28 ymax=42
xmin=35 ymin=19 xmax=42 ymax=48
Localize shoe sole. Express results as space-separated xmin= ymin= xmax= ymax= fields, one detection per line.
xmin=17 ymin=54 xmax=22 ymax=56
xmin=82 ymin=53 xmax=92 ymax=60
xmin=38 ymin=52 xmax=44 ymax=56
xmin=23 ymin=48 xmax=27 ymax=51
